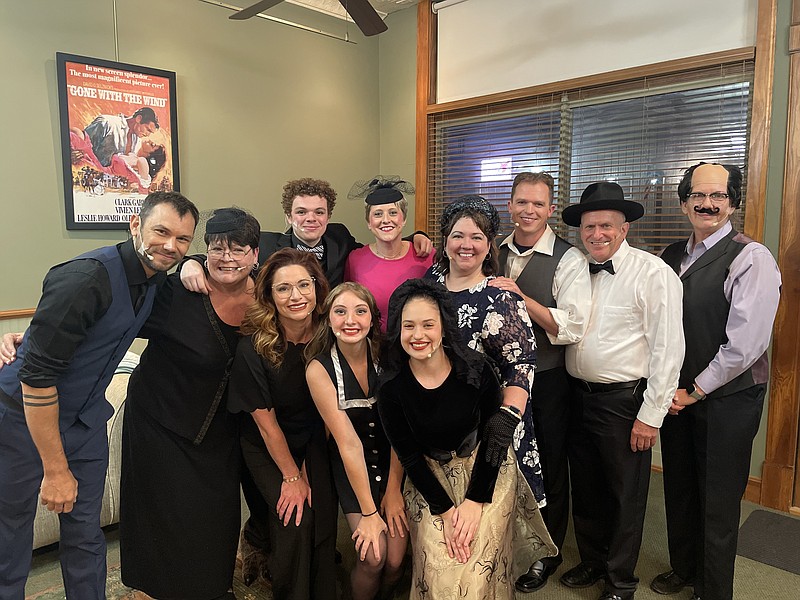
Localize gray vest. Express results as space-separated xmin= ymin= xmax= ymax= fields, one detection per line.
xmin=499 ymin=234 xmax=572 ymax=372
xmin=660 ymin=229 xmax=769 ymax=397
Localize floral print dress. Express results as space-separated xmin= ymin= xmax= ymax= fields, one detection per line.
xmin=427 ymin=273 xmax=546 ymax=507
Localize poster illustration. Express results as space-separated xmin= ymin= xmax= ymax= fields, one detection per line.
xmin=56 ymin=53 xmax=179 ymax=230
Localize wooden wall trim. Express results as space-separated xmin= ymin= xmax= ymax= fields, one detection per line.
xmin=0 ymin=309 xmax=35 ymax=320
xmin=745 ymin=0 xmax=778 ymax=243
xmin=415 ymin=0 xmax=436 ymax=232
xmin=762 ymin=0 xmax=800 ymax=512
xmin=426 ymin=47 xmax=754 ymax=115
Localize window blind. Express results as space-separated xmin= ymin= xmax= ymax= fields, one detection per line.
xmin=426 ymin=61 xmax=754 ymax=253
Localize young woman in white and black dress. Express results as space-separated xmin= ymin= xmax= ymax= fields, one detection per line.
xmin=305 ymin=282 xmax=408 ymax=600
xmin=376 ymin=278 xmax=556 ymax=600
xmin=227 ymin=249 xmax=337 ymax=600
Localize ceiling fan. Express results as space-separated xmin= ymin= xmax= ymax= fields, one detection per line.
xmin=230 ymin=0 xmax=388 ymax=36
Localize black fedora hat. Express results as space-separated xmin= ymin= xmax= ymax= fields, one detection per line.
xmin=562 ymin=181 xmax=644 ymax=227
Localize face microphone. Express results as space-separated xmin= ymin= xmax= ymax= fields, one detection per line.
xmin=514 ymin=222 xmax=520 ymax=227
xmin=136 ymin=234 xmax=154 ymax=261
xmin=427 ymin=341 xmax=440 ymax=359
xmin=334 ymin=331 xmax=342 ymax=338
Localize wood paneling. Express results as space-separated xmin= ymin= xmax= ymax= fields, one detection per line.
xmin=0 ymin=309 xmax=35 ymax=320
xmin=744 ymin=0 xmax=778 ymax=243
xmin=415 ymin=0 xmax=436 ymax=232
xmin=762 ymin=0 xmax=800 ymax=512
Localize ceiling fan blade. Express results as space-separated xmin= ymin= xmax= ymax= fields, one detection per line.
xmin=338 ymin=0 xmax=388 ymax=36
xmin=229 ymin=0 xmax=283 ymax=20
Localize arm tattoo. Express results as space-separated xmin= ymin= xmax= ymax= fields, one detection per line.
xmin=23 ymin=399 xmax=59 ymax=407
xmin=22 ymin=392 xmax=58 ymax=400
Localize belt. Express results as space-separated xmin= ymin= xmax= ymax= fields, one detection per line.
xmin=574 ymin=378 xmax=645 ymax=393
xmin=426 ymin=429 xmax=478 ymax=465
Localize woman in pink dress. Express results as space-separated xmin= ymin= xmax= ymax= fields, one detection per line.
xmin=344 ymin=177 xmax=434 ymax=331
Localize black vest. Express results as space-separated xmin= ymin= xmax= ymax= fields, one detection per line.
xmin=499 ymin=234 xmax=572 ymax=372
xmin=661 ymin=229 xmax=768 ymax=397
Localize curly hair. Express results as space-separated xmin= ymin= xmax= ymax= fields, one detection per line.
xmin=240 ymin=248 xmax=329 ymax=368
xmin=305 ymin=282 xmax=382 ymax=363
xmin=379 ymin=278 xmax=484 ymax=390
xmin=281 ymin=178 xmax=338 ymax=217
xmin=677 ymin=162 xmax=743 ymax=209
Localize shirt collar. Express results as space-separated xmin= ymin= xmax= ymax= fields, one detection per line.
xmin=590 ymin=239 xmax=631 ymax=266
xmin=118 ymin=238 xmax=165 ymax=287
xmin=500 ymin=225 xmax=556 ymax=257
xmin=685 ymin=221 xmax=732 ymax=254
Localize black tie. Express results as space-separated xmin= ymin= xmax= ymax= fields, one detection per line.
xmin=589 ymin=261 xmax=615 ymax=275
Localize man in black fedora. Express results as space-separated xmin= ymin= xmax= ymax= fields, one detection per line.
xmin=559 ymin=181 xmax=684 ymax=600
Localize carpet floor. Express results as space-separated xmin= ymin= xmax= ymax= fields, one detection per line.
xmin=24 ymin=472 xmax=800 ymax=599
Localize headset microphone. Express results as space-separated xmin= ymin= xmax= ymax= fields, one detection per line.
xmin=514 ymin=222 xmax=520 ymax=227
xmin=334 ymin=331 xmax=342 ymax=338
xmin=136 ymin=234 xmax=154 ymax=261
xmin=427 ymin=342 xmax=440 ymax=359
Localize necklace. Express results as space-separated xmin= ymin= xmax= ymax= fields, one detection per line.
xmin=372 ymin=243 xmax=405 ymax=260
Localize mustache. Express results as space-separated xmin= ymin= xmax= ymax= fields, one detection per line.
xmin=693 ymin=206 xmax=720 ymax=215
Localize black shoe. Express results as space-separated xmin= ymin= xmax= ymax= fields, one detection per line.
xmin=515 ymin=560 xmax=558 ymax=593
xmin=597 ymin=592 xmax=633 ymax=600
xmin=690 ymin=595 xmax=701 ymax=600
xmin=598 ymin=593 xmax=627 ymax=600
xmin=559 ymin=562 xmax=606 ymax=588
xmin=650 ymin=570 xmax=694 ymax=595
xmin=239 ymin=529 xmax=268 ymax=587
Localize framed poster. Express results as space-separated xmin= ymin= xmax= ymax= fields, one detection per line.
xmin=56 ymin=52 xmax=180 ymax=230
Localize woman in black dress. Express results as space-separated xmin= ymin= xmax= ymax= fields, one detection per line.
xmin=227 ymin=249 xmax=337 ymax=600
xmin=120 ymin=208 xmax=260 ymax=599
xmin=377 ymin=279 xmax=556 ymax=599
xmin=305 ymin=282 xmax=408 ymax=600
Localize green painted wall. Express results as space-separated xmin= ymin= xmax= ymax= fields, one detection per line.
xmin=0 ymin=0 xmax=401 ymax=310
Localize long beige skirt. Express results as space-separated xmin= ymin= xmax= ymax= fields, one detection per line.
xmin=404 ymin=447 xmax=557 ymax=600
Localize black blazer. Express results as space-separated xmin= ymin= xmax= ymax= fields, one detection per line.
xmin=259 ymin=222 xmax=360 ymax=287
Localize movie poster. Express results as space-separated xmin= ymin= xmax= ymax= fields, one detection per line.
xmin=56 ymin=53 xmax=180 ymax=230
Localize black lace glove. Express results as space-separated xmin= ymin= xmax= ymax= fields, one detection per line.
xmin=482 ymin=408 xmax=521 ymax=467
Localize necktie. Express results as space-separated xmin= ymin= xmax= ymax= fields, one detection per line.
xmin=589 ymin=261 xmax=615 ymax=275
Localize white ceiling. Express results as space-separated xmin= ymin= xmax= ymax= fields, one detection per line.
xmin=286 ymin=0 xmax=420 ymax=21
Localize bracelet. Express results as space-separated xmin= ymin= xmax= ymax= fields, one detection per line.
xmin=282 ymin=473 xmax=302 ymax=483
xmin=500 ymin=405 xmax=522 ymax=419
xmin=361 ymin=509 xmax=379 ymax=518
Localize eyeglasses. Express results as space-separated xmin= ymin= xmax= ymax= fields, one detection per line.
xmin=686 ymin=192 xmax=730 ymax=205
xmin=272 ymin=278 xmax=315 ymax=298
xmin=208 ymin=246 xmax=252 ymax=260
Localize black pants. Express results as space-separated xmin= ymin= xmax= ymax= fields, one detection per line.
xmin=660 ymin=384 xmax=765 ymax=600
xmin=530 ymin=367 xmax=571 ymax=565
xmin=568 ymin=378 xmax=651 ymax=599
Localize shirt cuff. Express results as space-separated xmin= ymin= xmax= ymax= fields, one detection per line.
xmin=636 ymin=402 xmax=667 ymax=429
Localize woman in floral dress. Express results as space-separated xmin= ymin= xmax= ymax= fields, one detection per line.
xmin=425 ymin=195 xmax=546 ymax=506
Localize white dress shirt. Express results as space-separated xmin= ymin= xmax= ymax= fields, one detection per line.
xmin=679 ymin=221 xmax=781 ymax=395
xmin=566 ymin=240 xmax=685 ymax=428
xmin=500 ymin=225 xmax=590 ymax=345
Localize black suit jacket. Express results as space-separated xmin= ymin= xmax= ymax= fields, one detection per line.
xmin=259 ymin=222 xmax=360 ymax=287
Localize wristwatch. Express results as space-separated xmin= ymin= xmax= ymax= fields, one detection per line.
xmin=687 ymin=383 xmax=706 ymax=401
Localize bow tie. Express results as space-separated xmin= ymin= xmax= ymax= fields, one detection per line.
xmin=589 ymin=261 xmax=615 ymax=275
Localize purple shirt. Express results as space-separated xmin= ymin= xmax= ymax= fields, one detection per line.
xmin=679 ymin=222 xmax=781 ymax=395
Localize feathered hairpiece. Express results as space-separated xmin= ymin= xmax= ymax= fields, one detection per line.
xmin=349 ymin=176 xmax=415 ymax=206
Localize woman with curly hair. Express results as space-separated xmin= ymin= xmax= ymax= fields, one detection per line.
xmin=377 ymin=279 xmax=555 ymax=599
xmin=426 ymin=195 xmax=547 ymax=508
xmin=227 ymin=248 xmax=337 ymax=600
xmin=305 ymin=282 xmax=408 ymax=600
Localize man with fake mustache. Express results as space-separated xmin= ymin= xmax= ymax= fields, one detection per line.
xmin=652 ymin=162 xmax=781 ymax=600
